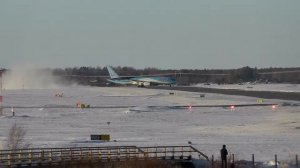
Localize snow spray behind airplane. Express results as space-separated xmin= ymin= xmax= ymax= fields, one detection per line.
xmin=2 ymin=64 xmax=76 ymax=89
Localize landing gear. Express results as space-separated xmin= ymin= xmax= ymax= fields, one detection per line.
xmin=138 ymin=83 xmax=145 ymax=87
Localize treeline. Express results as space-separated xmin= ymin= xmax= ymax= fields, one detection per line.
xmin=51 ymin=66 xmax=300 ymax=86
xmin=1 ymin=66 xmax=299 ymax=86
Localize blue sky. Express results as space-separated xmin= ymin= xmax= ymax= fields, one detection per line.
xmin=0 ymin=0 xmax=299 ymax=69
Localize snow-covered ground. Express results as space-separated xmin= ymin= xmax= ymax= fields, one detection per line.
xmin=194 ymin=83 xmax=300 ymax=93
xmin=0 ymin=86 xmax=299 ymax=162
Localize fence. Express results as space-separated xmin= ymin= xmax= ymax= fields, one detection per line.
xmin=211 ymin=154 xmax=299 ymax=168
xmin=0 ymin=145 xmax=208 ymax=167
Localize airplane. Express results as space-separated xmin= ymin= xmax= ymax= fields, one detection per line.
xmin=106 ymin=66 xmax=176 ymax=87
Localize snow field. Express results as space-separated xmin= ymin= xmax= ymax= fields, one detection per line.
xmin=0 ymin=86 xmax=299 ymax=162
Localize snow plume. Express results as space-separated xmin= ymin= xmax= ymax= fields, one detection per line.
xmin=2 ymin=65 xmax=75 ymax=89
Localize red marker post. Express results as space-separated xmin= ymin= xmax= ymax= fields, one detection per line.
xmin=229 ymin=105 xmax=235 ymax=111
xmin=272 ymin=104 xmax=278 ymax=110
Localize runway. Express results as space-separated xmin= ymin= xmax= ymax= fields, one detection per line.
xmin=150 ymin=86 xmax=300 ymax=101
xmin=1 ymin=103 xmax=278 ymax=109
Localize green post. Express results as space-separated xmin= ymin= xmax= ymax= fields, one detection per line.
xmin=252 ymin=154 xmax=255 ymax=168
xmin=296 ymin=155 xmax=298 ymax=168
xmin=211 ymin=155 xmax=214 ymax=168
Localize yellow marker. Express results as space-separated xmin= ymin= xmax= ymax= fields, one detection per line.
xmin=257 ymin=99 xmax=264 ymax=103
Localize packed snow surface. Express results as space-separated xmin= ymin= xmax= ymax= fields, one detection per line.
xmin=0 ymin=86 xmax=299 ymax=162
xmin=195 ymin=83 xmax=300 ymax=92
xmin=195 ymin=83 xmax=300 ymax=93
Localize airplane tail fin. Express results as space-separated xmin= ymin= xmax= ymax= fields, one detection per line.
xmin=107 ymin=66 xmax=120 ymax=79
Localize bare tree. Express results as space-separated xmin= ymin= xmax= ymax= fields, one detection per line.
xmin=6 ymin=123 xmax=30 ymax=150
